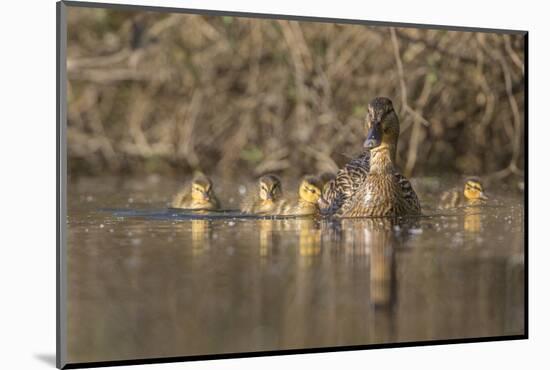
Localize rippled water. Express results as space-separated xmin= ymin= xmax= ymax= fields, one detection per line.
xmin=66 ymin=175 xmax=525 ymax=364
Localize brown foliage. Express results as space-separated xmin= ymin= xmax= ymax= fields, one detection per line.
xmin=66 ymin=8 xmax=525 ymax=181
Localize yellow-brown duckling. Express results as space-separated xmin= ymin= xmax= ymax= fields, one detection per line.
xmin=439 ymin=177 xmax=488 ymax=209
xmin=240 ymin=174 xmax=283 ymax=215
xmin=171 ymin=174 xmax=220 ymax=210
xmin=336 ymin=97 xmax=421 ymax=217
xmin=277 ymin=176 xmax=323 ymax=216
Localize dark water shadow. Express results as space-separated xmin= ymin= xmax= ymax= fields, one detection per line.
xmin=101 ymin=207 xmax=322 ymax=221
xmin=34 ymin=353 xmax=56 ymax=367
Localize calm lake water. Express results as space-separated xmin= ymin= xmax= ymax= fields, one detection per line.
xmin=66 ymin=175 xmax=525 ymax=364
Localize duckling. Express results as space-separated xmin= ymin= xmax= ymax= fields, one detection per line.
xmin=277 ymin=176 xmax=323 ymax=216
xmin=240 ymin=174 xmax=283 ymax=214
xmin=337 ymin=97 xmax=421 ymax=217
xmin=171 ymin=173 xmax=220 ymax=210
xmin=439 ymin=177 xmax=488 ymax=209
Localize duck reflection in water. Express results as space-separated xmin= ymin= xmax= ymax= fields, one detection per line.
xmin=191 ymin=219 xmax=212 ymax=256
xmin=297 ymin=218 xmax=322 ymax=259
xmin=259 ymin=217 xmax=323 ymax=261
xmin=259 ymin=219 xmax=276 ymax=257
xmin=329 ymin=218 xmax=417 ymax=310
xmin=464 ymin=207 xmax=483 ymax=234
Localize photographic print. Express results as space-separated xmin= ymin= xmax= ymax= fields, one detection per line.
xmin=57 ymin=1 xmax=526 ymax=368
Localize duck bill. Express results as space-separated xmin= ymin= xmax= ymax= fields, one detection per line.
xmin=479 ymin=192 xmax=488 ymax=200
xmin=364 ymin=123 xmax=382 ymax=149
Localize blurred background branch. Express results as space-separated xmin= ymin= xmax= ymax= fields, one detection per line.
xmin=66 ymin=8 xmax=525 ymax=183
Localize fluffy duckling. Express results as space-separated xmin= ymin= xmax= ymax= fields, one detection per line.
xmin=171 ymin=174 xmax=219 ymax=210
xmin=240 ymin=174 xmax=283 ymax=214
xmin=277 ymin=176 xmax=323 ymax=216
xmin=439 ymin=177 xmax=488 ymax=209
xmin=337 ymin=97 xmax=421 ymax=217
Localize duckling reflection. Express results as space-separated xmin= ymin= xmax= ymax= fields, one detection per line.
xmin=191 ymin=219 xmax=212 ymax=256
xmin=257 ymin=219 xmax=286 ymax=258
xmin=464 ymin=207 xmax=483 ymax=233
xmin=297 ymin=218 xmax=322 ymax=258
xmin=259 ymin=219 xmax=274 ymax=257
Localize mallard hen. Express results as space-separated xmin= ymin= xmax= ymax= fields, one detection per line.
xmin=330 ymin=97 xmax=421 ymax=217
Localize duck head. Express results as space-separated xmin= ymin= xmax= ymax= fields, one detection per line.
xmin=191 ymin=174 xmax=214 ymax=203
xmin=299 ymin=176 xmax=323 ymax=204
xmin=258 ymin=174 xmax=282 ymax=202
xmin=363 ymin=97 xmax=400 ymax=159
xmin=464 ymin=177 xmax=488 ymax=201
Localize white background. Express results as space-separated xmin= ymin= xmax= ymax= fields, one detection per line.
xmin=0 ymin=0 xmax=545 ymax=368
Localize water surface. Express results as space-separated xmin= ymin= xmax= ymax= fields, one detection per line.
xmin=66 ymin=175 xmax=525 ymax=363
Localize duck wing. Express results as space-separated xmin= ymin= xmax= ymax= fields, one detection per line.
xmin=320 ymin=150 xmax=371 ymax=215
xmin=336 ymin=172 xmax=420 ymax=217
xmin=394 ymin=172 xmax=421 ymax=214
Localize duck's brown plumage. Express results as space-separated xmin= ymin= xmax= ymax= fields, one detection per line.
xmin=339 ymin=148 xmax=420 ymax=217
xmin=320 ymin=150 xmax=371 ymax=215
xmin=322 ymin=97 xmax=420 ymax=217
